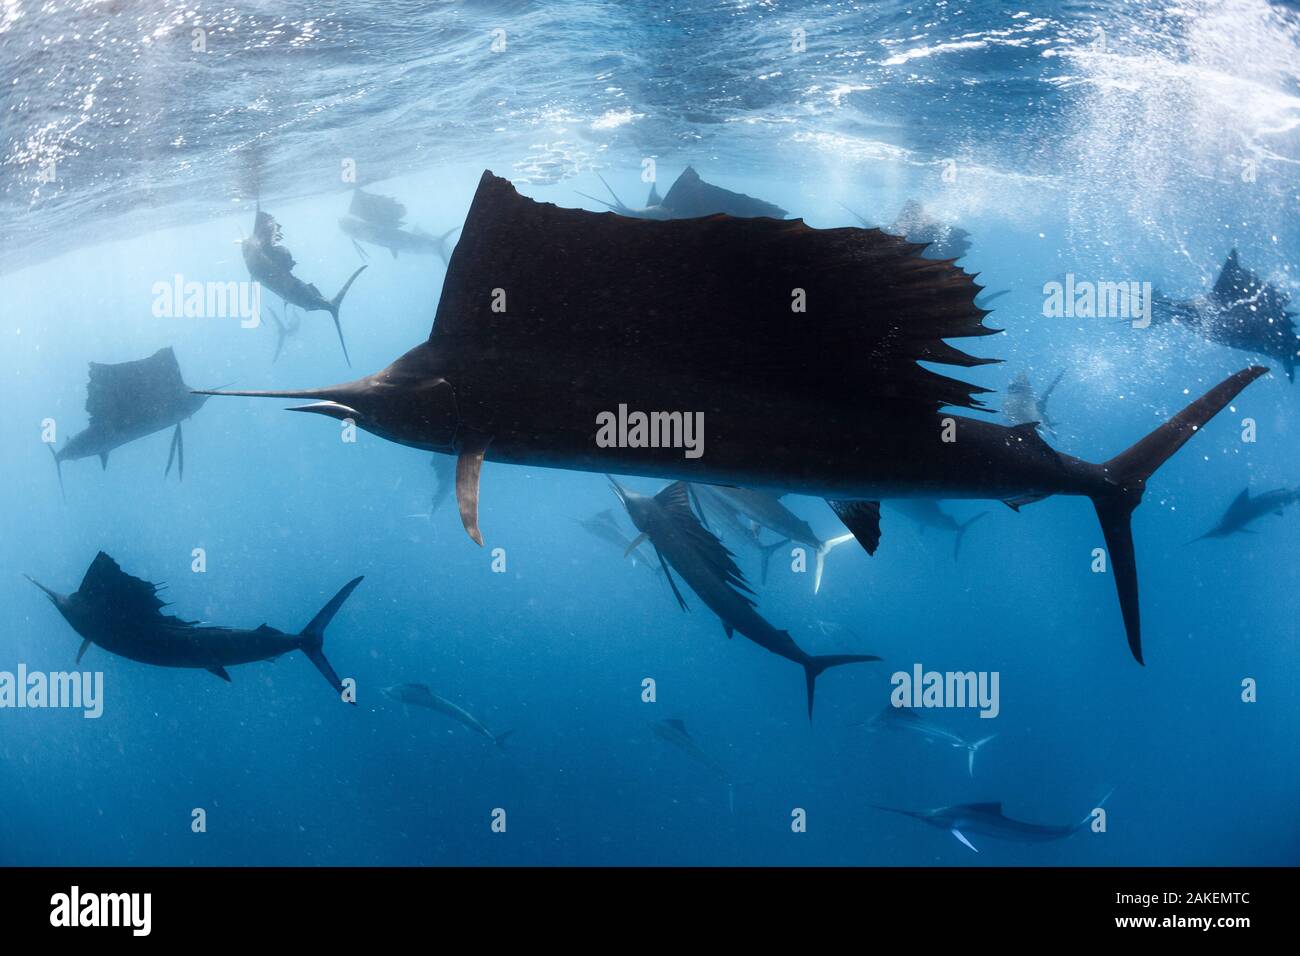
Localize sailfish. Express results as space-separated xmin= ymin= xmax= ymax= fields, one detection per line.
xmin=197 ymin=169 xmax=1268 ymax=665
xmin=49 ymin=347 xmax=211 ymax=496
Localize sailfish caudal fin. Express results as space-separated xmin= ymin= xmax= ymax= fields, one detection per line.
xmin=327 ymin=265 xmax=367 ymax=367
xmin=803 ymin=653 xmax=881 ymax=720
xmin=1091 ymin=366 xmax=1268 ymax=665
xmin=299 ymin=576 xmax=364 ymax=702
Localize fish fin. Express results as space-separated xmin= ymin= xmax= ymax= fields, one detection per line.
xmin=430 ymin=172 xmax=997 ymax=416
xmin=722 ymin=622 xmax=734 ymax=639
xmin=299 ymin=576 xmax=364 ymax=704
xmin=1040 ymin=368 xmax=1066 ymax=405
xmin=814 ymin=532 xmax=856 ymax=594
xmin=1094 ymin=366 xmax=1267 ymax=663
xmin=327 ymin=265 xmax=367 ymax=367
xmin=654 ymin=546 xmax=690 ymax=611
xmin=653 ymin=482 xmax=756 ymax=605
xmin=390 ymin=247 xmax=398 ymax=260
xmin=660 ymin=166 xmax=788 ymax=219
xmin=952 ymin=512 xmax=988 ymax=560
xmin=176 ymin=423 xmax=184 ymax=481
xmin=826 ymin=500 xmax=882 ymax=555
xmin=665 ymin=718 xmax=689 ymax=736
xmin=206 ymin=665 xmax=232 ymax=682
xmin=165 ymin=425 xmax=179 ymax=477
xmin=967 ymin=734 xmax=997 ymax=777
xmin=1002 ymin=493 xmax=1049 ymax=512
xmin=76 ymin=552 xmax=169 ymax=619
xmin=48 ymin=445 xmax=66 ymax=502
xmin=455 ymin=436 xmax=492 ymax=546
xmin=803 ymin=653 xmax=882 ymax=721
xmin=76 ymin=639 xmax=92 ymax=664
xmin=950 ymin=828 xmax=980 ymax=853
xmin=99 ymin=452 xmax=109 ymax=470
xmin=756 ymin=538 xmax=789 ymax=585
xmin=494 ymin=729 xmax=515 ymax=751
xmin=623 ymin=532 xmax=649 ymax=558
xmin=84 ymin=347 xmax=186 ymax=430
xmin=350 ymin=238 xmax=369 ymax=261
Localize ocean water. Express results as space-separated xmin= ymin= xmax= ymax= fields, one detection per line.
xmin=1 ymin=0 xmax=1298 ymax=867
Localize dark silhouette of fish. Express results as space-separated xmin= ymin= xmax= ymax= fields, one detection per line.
xmin=1153 ymin=249 xmax=1299 ymax=381
xmin=339 ymin=187 xmax=460 ymax=263
xmin=383 ymin=683 xmax=513 ymax=748
xmin=578 ymin=166 xmax=787 ymax=220
xmin=872 ymin=792 xmax=1111 ymax=853
xmin=242 ymin=207 xmax=367 ymax=365
xmin=1192 ymin=485 xmax=1300 ymax=540
xmin=26 ymin=552 xmax=360 ymax=701
xmin=49 ymin=347 xmax=210 ymax=497
xmin=861 ymin=705 xmax=997 ymax=777
xmin=609 ymin=479 xmax=879 ymax=718
xmin=887 ymin=499 xmax=988 ymax=559
xmin=198 ymin=170 xmax=1268 ymax=665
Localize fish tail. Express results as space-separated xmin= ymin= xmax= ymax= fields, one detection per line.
xmin=803 ymin=653 xmax=881 ymax=721
xmin=952 ymin=512 xmax=988 ymax=560
xmin=966 ymin=733 xmax=997 ymax=777
xmin=327 ymin=265 xmax=367 ymax=367
xmin=813 ymin=533 xmax=855 ymax=594
xmin=1090 ymin=366 xmax=1267 ymax=665
xmin=494 ymin=729 xmax=516 ymax=751
xmin=298 ymin=576 xmax=364 ymax=703
xmin=756 ymin=537 xmax=788 ymax=585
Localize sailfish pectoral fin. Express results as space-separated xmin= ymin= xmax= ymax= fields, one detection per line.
xmin=950 ymin=828 xmax=980 ymax=853
xmin=654 ymin=546 xmax=689 ymax=611
xmin=165 ymin=425 xmax=179 ymax=478
xmin=623 ymin=532 xmax=649 ymax=558
xmin=205 ymin=665 xmax=232 ymax=682
xmin=76 ymin=639 xmax=92 ymax=664
xmin=455 ymin=435 xmax=492 ymax=546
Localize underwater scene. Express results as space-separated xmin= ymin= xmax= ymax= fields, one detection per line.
xmin=1 ymin=0 xmax=1298 ymax=870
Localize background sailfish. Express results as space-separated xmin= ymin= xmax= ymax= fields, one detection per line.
xmin=199 ymin=170 xmax=1268 ymax=665
xmin=50 ymin=346 xmax=210 ymax=497
xmin=610 ymin=479 xmax=879 ymax=718
xmin=26 ymin=552 xmax=360 ymax=700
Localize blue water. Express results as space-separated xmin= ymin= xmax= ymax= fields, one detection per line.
xmin=2 ymin=0 xmax=1298 ymax=866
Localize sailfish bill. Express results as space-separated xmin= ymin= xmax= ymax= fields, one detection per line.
xmin=196 ymin=169 xmax=1269 ymax=663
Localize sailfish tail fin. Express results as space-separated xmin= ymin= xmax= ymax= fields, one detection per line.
xmin=327 ymin=265 xmax=367 ymax=366
xmin=803 ymin=654 xmax=881 ymax=721
xmin=1091 ymin=366 xmax=1268 ymax=665
xmin=967 ymin=734 xmax=997 ymax=777
xmin=813 ymin=533 xmax=856 ymax=594
xmin=298 ymin=576 xmax=363 ymax=703
xmin=953 ymin=512 xmax=988 ymax=560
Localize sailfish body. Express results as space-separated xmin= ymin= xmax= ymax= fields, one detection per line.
xmin=199 ymin=170 xmax=1268 ymax=665
xmin=51 ymin=347 xmax=209 ymax=492
xmin=610 ymin=480 xmax=879 ymax=717
xmin=242 ymin=209 xmax=366 ymax=365
xmin=26 ymin=552 xmax=360 ymax=699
